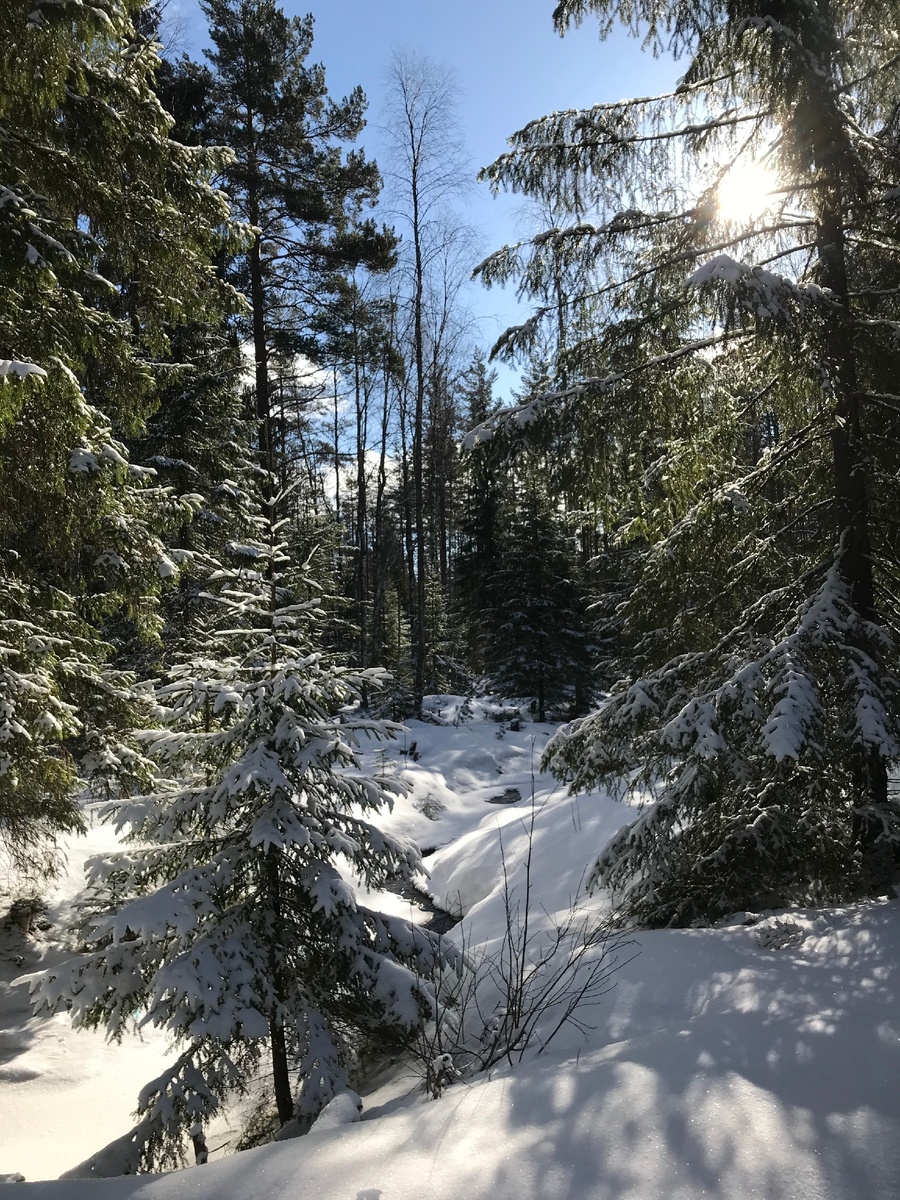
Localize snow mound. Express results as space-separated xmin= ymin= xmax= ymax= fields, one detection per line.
xmin=312 ymin=1089 xmax=363 ymax=1130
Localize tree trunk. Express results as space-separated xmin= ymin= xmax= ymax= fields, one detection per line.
xmin=354 ymin=335 xmax=369 ymax=701
xmin=247 ymin=118 xmax=294 ymax=1117
xmin=266 ymin=848 xmax=294 ymax=1126
xmin=411 ymin=174 xmax=428 ymax=713
xmin=249 ymin=229 xmax=271 ymax=481
xmin=333 ymin=365 xmax=341 ymax=526
xmin=399 ymin=383 xmax=416 ymax=657
xmin=190 ymin=1125 xmax=209 ymax=1166
xmin=372 ymin=343 xmax=392 ymax=663
xmin=816 ymin=191 xmax=889 ymax=832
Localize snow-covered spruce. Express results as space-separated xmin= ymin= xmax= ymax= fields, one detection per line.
xmin=33 ymin=513 xmax=451 ymax=1169
xmin=0 ymin=0 xmax=242 ymax=874
xmin=546 ymin=556 xmax=900 ymax=926
xmin=0 ymin=570 xmax=168 ymax=877
xmin=473 ymin=0 xmax=900 ymax=924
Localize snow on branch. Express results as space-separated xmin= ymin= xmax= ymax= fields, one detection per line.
xmin=0 ymin=359 xmax=47 ymax=382
xmin=463 ymin=331 xmax=744 ymax=447
xmin=548 ymin=552 xmax=900 ymax=808
xmin=687 ymin=253 xmax=834 ymax=320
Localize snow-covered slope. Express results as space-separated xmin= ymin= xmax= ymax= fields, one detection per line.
xmin=3 ymin=697 xmax=900 ymax=1198
xmin=0 ymin=820 xmax=172 ymax=1182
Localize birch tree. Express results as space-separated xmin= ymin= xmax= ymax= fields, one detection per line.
xmin=382 ymin=51 xmax=472 ymax=711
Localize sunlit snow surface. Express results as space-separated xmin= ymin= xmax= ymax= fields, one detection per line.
xmin=3 ymin=696 xmax=900 ymax=1198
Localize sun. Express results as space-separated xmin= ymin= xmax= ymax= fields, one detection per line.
xmin=716 ymin=160 xmax=779 ymax=224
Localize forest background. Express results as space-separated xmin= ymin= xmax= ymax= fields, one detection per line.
xmin=4 ymin=0 xmax=900 ymax=1169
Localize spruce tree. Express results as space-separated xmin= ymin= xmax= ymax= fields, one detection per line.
xmin=0 ymin=0 xmax=241 ymax=872
xmin=486 ymin=480 xmax=595 ymax=722
xmin=477 ymin=0 xmax=900 ymax=922
xmin=124 ymin=323 xmax=259 ymax=672
xmin=462 ymin=358 xmax=595 ymax=715
xmin=454 ymin=354 xmax=504 ymax=674
xmin=34 ymin=491 xmax=448 ymax=1164
xmin=136 ymin=44 xmax=258 ymax=580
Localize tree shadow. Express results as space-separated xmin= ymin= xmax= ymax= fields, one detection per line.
xmin=0 ymin=921 xmax=46 ymax=1076
xmin=478 ymin=902 xmax=900 ymax=1200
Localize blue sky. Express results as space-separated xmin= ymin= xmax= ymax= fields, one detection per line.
xmin=168 ymin=0 xmax=681 ymax=398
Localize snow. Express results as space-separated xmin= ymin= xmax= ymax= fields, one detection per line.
xmin=68 ymin=447 xmax=100 ymax=473
xmin=0 ymin=815 xmax=172 ymax=1183
xmin=761 ymin=658 xmax=819 ymax=760
xmin=308 ymin=1088 xmax=362 ymax=1129
xmin=686 ymin=253 xmax=833 ymax=319
xmin=275 ymin=1088 xmax=362 ymax=1140
xmin=2 ymin=700 xmax=900 ymax=1197
xmin=0 ymin=360 xmax=47 ymax=382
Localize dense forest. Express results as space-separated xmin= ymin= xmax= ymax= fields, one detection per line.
xmin=3 ymin=0 xmax=900 ymax=1173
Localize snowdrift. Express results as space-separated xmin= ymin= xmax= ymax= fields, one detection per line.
xmin=3 ymin=700 xmax=899 ymax=1199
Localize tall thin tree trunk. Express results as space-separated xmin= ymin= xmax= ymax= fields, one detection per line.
xmin=250 ymin=230 xmax=271 ymax=481
xmin=815 ymin=172 xmax=889 ymax=838
xmin=818 ymin=207 xmax=876 ymax=619
xmin=260 ymin=488 xmax=294 ymax=1125
xmin=411 ymin=163 xmax=428 ymax=713
xmin=398 ymin=383 xmax=416 ymax=654
xmin=249 ymin=142 xmax=295 ymax=1121
xmin=354 ymin=329 xmax=369 ymax=700
xmin=373 ymin=344 xmax=392 ymax=664
xmin=333 ymin=365 xmax=341 ymax=525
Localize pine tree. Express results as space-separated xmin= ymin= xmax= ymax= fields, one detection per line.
xmin=197 ymin=0 xmax=396 ymax=483
xmin=34 ymin=492 xmax=448 ymax=1165
xmin=0 ymin=0 xmax=241 ymax=872
xmin=477 ymin=0 xmax=900 ymax=922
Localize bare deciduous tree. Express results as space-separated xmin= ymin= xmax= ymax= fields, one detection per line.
xmin=382 ymin=49 xmax=474 ymax=711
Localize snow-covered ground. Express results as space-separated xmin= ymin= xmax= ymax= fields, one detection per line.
xmin=0 ymin=819 xmax=172 ymax=1182
xmin=3 ymin=696 xmax=900 ymax=1198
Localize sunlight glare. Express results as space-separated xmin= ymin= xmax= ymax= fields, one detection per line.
xmin=716 ymin=160 xmax=778 ymax=224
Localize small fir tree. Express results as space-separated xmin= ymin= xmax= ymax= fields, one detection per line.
xmin=34 ymin=490 xmax=447 ymax=1166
